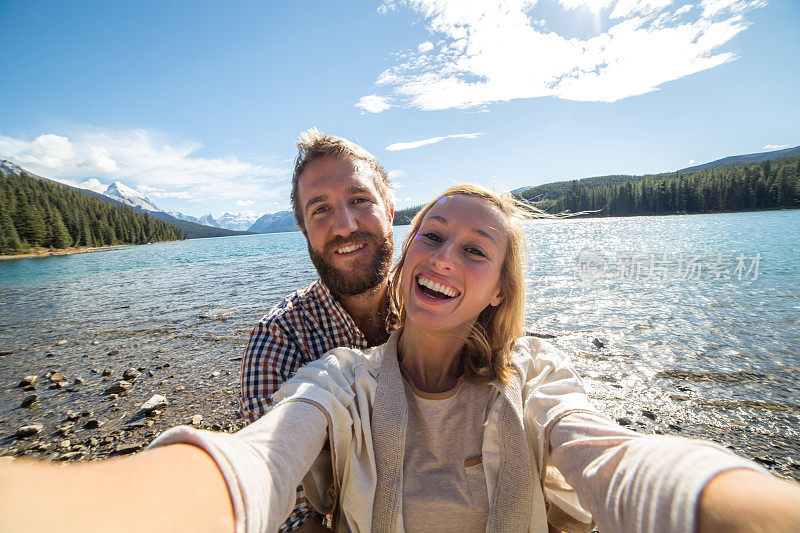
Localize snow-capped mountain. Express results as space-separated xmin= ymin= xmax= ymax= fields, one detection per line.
xmin=216 ymin=212 xmax=262 ymax=231
xmin=0 ymin=160 xmax=23 ymax=177
xmin=103 ymin=181 xmax=163 ymax=212
xmin=168 ymin=211 xmax=263 ymax=231
xmin=248 ymin=210 xmax=298 ymax=233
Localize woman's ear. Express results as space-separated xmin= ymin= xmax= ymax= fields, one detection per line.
xmin=489 ymin=285 xmax=504 ymax=307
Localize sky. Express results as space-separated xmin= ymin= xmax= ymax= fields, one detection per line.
xmin=1 ymin=0 xmax=798 ymax=218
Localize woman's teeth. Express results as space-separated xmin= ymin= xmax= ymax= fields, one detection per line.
xmin=336 ymin=243 xmax=365 ymax=254
xmin=417 ymin=277 xmax=459 ymax=298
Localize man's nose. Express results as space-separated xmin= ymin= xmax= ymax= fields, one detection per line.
xmin=331 ymin=205 xmax=358 ymax=236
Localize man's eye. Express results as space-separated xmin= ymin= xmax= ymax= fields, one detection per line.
xmin=312 ymin=205 xmax=329 ymax=215
xmin=352 ymin=197 xmax=370 ymax=205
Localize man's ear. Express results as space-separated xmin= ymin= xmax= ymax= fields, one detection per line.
xmin=489 ymin=284 xmax=504 ymax=307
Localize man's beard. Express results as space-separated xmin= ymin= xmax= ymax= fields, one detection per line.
xmin=308 ymin=230 xmax=394 ymax=296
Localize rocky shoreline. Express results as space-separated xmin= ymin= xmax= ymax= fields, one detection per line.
xmin=1 ymin=339 xmax=798 ymax=486
xmin=0 ymin=245 xmax=131 ymax=262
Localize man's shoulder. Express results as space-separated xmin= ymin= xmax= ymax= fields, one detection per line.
xmin=257 ymin=279 xmax=325 ymax=326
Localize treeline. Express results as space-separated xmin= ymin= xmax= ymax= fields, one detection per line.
xmin=519 ymin=155 xmax=800 ymax=217
xmin=394 ymin=154 xmax=800 ymax=225
xmin=1 ymin=169 xmax=184 ymax=254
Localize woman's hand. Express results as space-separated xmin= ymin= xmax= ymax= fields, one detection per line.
xmin=697 ymin=468 xmax=800 ymax=533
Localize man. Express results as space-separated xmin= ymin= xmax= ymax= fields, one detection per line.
xmin=238 ymin=128 xmax=397 ymax=531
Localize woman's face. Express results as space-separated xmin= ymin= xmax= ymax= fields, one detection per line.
xmin=401 ymin=194 xmax=508 ymax=334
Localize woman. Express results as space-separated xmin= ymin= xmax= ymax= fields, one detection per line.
xmin=1 ymin=185 xmax=799 ymax=533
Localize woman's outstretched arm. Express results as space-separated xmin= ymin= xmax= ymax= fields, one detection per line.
xmin=0 ymin=443 xmax=234 ymax=533
xmin=697 ymin=468 xmax=800 ymax=533
xmin=0 ymin=401 xmax=329 ymax=533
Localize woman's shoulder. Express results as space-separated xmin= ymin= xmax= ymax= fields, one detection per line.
xmin=511 ymin=335 xmax=572 ymax=368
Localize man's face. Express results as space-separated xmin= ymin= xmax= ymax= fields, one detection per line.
xmin=297 ymin=156 xmax=394 ymax=296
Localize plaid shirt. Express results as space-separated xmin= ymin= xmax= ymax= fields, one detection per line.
xmin=238 ymin=279 xmax=394 ymax=532
xmin=238 ymin=279 xmax=379 ymax=421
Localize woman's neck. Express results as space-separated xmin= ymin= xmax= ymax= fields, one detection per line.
xmin=397 ymin=321 xmax=470 ymax=393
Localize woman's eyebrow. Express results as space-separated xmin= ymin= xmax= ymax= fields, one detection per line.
xmin=426 ymin=215 xmax=498 ymax=244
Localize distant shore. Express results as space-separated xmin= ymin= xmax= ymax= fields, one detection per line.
xmin=0 ymin=245 xmax=134 ymax=261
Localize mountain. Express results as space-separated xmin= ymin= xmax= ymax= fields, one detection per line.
xmin=248 ymin=210 xmax=298 ymax=233
xmin=169 ymin=211 xmax=202 ymax=224
xmin=216 ymin=212 xmax=262 ymax=231
xmin=103 ymin=181 xmax=162 ymax=212
xmin=678 ymin=145 xmax=800 ymax=173
xmin=198 ymin=214 xmax=218 ymax=227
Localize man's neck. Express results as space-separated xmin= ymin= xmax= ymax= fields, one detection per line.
xmin=332 ymin=279 xmax=391 ymax=346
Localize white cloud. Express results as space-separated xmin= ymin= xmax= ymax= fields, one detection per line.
xmin=385 ymin=132 xmax=485 ymax=151
xmin=236 ymin=199 xmax=255 ymax=206
xmin=367 ymin=0 xmax=763 ymax=109
xmin=0 ymin=129 xmax=289 ymax=203
xmin=763 ymin=144 xmax=790 ymax=150
xmin=418 ymin=41 xmax=435 ymax=53
xmin=355 ymin=95 xmax=393 ymax=113
xmin=688 ymin=159 xmax=696 ymax=164
xmin=387 ymin=169 xmax=407 ymax=179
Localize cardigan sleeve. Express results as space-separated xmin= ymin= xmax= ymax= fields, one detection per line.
xmin=549 ymin=411 xmax=768 ymax=533
xmin=147 ymin=401 xmax=328 ymax=533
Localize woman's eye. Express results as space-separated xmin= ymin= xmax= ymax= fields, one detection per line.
xmin=421 ymin=232 xmax=441 ymax=243
xmin=465 ymin=247 xmax=486 ymax=257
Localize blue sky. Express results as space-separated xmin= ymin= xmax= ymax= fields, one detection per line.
xmin=1 ymin=0 xmax=798 ymax=218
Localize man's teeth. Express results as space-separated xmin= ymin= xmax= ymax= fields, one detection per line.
xmin=336 ymin=243 xmax=365 ymax=254
xmin=418 ymin=277 xmax=459 ymax=298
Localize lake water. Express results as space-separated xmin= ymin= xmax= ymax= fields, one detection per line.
xmin=1 ymin=210 xmax=799 ymax=478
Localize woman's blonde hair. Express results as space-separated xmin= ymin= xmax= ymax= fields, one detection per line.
xmin=390 ymin=184 xmax=546 ymax=385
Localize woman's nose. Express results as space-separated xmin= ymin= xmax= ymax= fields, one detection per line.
xmin=430 ymin=242 xmax=456 ymax=271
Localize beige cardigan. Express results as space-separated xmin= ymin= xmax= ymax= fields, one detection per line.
xmin=271 ymin=329 xmax=596 ymax=533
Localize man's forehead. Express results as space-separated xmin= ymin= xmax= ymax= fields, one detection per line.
xmin=298 ymin=156 xmax=379 ymax=197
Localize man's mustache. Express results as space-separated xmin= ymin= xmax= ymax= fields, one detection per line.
xmin=323 ymin=231 xmax=381 ymax=255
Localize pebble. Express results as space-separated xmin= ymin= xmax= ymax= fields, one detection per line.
xmin=123 ymin=367 xmax=140 ymax=380
xmin=49 ymin=381 xmax=69 ymax=389
xmin=114 ymin=443 xmax=141 ymax=455
xmin=18 ymin=375 xmax=38 ymax=388
xmin=642 ymin=409 xmax=657 ymax=421
xmin=84 ymin=419 xmax=102 ymax=429
xmin=107 ymin=394 xmax=119 ymax=401
xmin=190 ymin=415 xmax=203 ymax=426
xmin=668 ymin=423 xmax=682 ymax=431
xmin=59 ymin=451 xmax=82 ymax=460
xmin=616 ymin=417 xmax=632 ymax=426
xmin=21 ymin=395 xmax=39 ymax=408
xmin=56 ymin=340 xmax=67 ymax=345
xmin=50 ymin=372 xmax=66 ymax=382
xmin=141 ymin=394 xmax=168 ymax=414
xmin=175 ymin=385 xmax=186 ymax=392
xmin=108 ymin=349 xmax=120 ymax=356
xmin=91 ymin=340 xmax=99 ymax=345
xmin=211 ymin=371 xmax=221 ymax=378
xmin=73 ymin=377 xmax=85 ymax=385
xmin=15 ymin=424 xmax=43 ymax=438
xmin=102 ymin=368 xmax=113 ymax=377
xmin=88 ymin=437 xmax=99 ymax=447
xmin=57 ymin=424 xmax=74 ymax=436
xmin=0 ymin=350 xmax=12 ymax=356
xmin=104 ymin=381 xmax=132 ymax=395
xmin=592 ymin=337 xmax=606 ymax=349
xmin=59 ymin=440 xmax=71 ymax=449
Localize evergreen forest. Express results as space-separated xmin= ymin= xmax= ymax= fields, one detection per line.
xmin=1 ymin=169 xmax=184 ymax=255
xmin=394 ymin=154 xmax=800 ymax=224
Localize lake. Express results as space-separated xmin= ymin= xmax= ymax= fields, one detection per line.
xmin=1 ymin=209 xmax=798 ymax=478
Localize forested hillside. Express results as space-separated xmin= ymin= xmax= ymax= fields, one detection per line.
xmin=1 ymin=168 xmax=184 ymax=254
xmin=522 ymin=155 xmax=800 ymax=216
xmin=394 ymin=154 xmax=800 ymax=225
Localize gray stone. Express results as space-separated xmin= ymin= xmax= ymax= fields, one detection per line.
xmin=18 ymin=375 xmax=38 ymax=388
xmin=73 ymin=377 xmax=85 ymax=385
xmin=83 ymin=419 xmax=102 ymax=429
xmin=616 ymin=417 xmax=632 ymax=426
xmin=101 ymin=368 xmax=113 ymax=376
xmin=592 ymin=337 xmax=606 ymax=349
xmin=88 ymin=437 xmax=99 ymax=447
xmin=104 ymin=380 xmax=132 ymax=395
xmin=174 ymin=385 xmax=185 ymax=392
xmin=59 ymin=439 xmax=71 ymax=449
xmin=0 ymin=350 xmax=12 ymax=356
xmin=141 ymin=394 xmax=168 ymax=414
xmin=21 ymin=395 xmax=39 ymax=408
xmin=190 ymin=415 xmax=203 ymax=426
xmin=59 ymin=451 xmax=82 ymax=460
xmin=122 ymin=367 xmax=139 ymax=380
xmin=642 ymin=409 xmax=657 ymax=421
xmin=108 ymin=349 xmax=119 ymax=356
xmin=15 ymin=424 xmax=43 ymax=438
xmin=210 ymin=371 xmax=221 ymax=378
xmin=114 ymin=443 xmax=141 ymax=455
xmin=49 ymin=372 xmax=66 ymax=382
